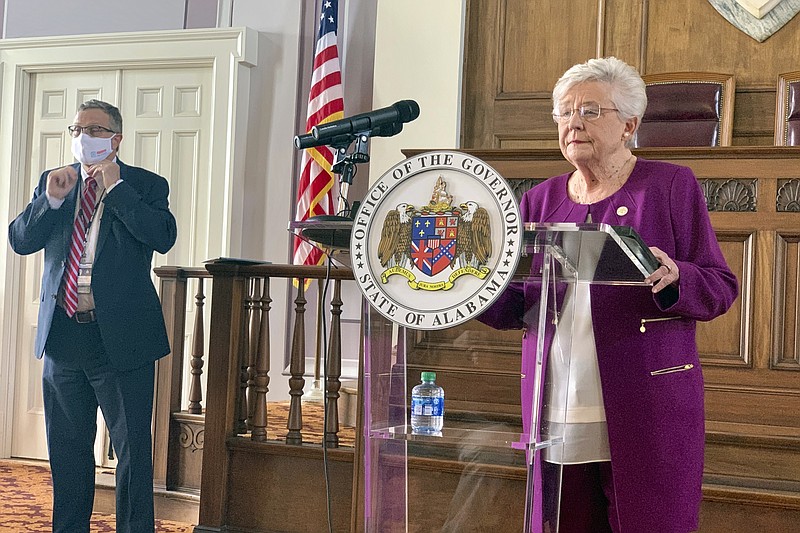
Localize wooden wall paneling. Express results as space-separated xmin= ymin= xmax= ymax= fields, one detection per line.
xmin=753 ymin=222 xmax=776 ymax=371
xmin=705 ymin=431 xmax=800 ymax=485
xmin=601 ymin=0 xmax=647 ymax=69
xmin=644 ymin=0 xmax=800 ymax=87
xmin=733 ymin=88 xmax=776 ymax=146
xmin=641 ymin=1 xmax=800 ymax=146
xmin=493 ymin=99 xmax=559 ymax=149
xmin=406 ymin=455 xmax=527 ymax=531
xmin=405 ymin=321 xmax=524 ymax=420
xmin=697 ymin=232 xmax=753 ymax=367
xmin=644 ymin=1 xmax=739 ymax=75
xmin=699 ymin=498 xmax=800 ymax=533
xmin=462 ymin=0 xmax=502 ymax=148
xmin=224 ymin=444 xmax=355 ymax=533
xmin=464 ymin=0 xmax=800 ymax=149
xmin=773 ymin=233 xmax=800 ymax=370
xmin=500 ymin=0 xmax=599 ymax=95
xmin=705 ymin=385 xmax=800 ymax=427
xmin=463 ymin=0 xmax=607 ymax=149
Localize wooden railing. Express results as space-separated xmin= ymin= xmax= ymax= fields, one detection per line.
xmin=152 ymin=261 xmax=358 ymax=502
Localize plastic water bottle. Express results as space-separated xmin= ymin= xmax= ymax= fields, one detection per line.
xmin=411 ymin=371 xmax=444 ymax=435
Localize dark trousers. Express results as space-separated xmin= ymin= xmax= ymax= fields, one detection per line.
xmin=547 ymin=461 xmax=617 ymax=533
xmin=42 ymin=306 xmax=156 ymax=533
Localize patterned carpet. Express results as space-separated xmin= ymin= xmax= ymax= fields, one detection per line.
xmin=263 ymin=399 xmax=357 ymax=447
xmin=0 ymin=461 xmax=195 ymax=532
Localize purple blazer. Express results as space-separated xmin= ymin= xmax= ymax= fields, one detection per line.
xmin=480 ymin=159 xmax=739 ymax=532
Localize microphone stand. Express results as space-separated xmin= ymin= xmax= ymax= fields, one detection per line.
xmin=301 ymin=132 xmax=370 ymax=403
xmin=331 ymin=132 xmax=369 ymax=218
xmin=298 ymin=132 xmax=370 ymax=250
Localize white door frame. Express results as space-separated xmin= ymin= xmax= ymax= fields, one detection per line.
xmin=0 ymin=27 xmax=259 ymax=458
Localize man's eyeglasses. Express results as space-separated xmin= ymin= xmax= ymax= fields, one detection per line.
xmin=67 ymin=125 xmax=118 ymax=138
xmin=552 ymin=104 xmax=619 ymax=123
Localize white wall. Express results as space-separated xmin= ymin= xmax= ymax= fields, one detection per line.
xmin=231 ymin=0 xmax=378 ymax=263
xmin=3 ymin=0 xmax=186 ymax=38
xmin=230 ymin=0 xmax=304 ymax=263
xmin=369 ymin=0 xmax=466 ymax=184
xmin=229 ymin=0 xmax=380 ymax=391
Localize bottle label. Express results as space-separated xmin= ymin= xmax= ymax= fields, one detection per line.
xmin=411 ymin=396 xmax=444 ymax=417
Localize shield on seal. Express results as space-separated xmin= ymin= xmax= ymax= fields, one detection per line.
xmin=410 ymin=215 xmax=458 ymax=276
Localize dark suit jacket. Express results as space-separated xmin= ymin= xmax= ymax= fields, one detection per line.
xmin=9 ymin=161 xmax=177 ymax=371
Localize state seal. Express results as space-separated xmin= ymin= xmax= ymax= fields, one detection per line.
xmin=351 ymin=150 xmax=521 ymax=330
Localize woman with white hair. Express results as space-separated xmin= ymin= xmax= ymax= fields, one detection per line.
xmin=480 ymin=57 xmax=739 ymax=532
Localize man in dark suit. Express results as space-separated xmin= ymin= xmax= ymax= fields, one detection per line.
xmin=8 ymin=99 xmax=177 ymax=533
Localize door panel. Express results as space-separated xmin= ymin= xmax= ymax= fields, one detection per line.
xmin=119 ymin=67 xmax=214 ymax=410
xmin=119 ymin=67 xmax=213 ymax=269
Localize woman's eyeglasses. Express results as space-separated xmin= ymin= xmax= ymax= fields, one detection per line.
xmin=552 ymin=104 xmax=619 ymax=123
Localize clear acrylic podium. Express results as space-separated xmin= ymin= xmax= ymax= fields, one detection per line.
xmin=360 ymin=223 xmax=661 ymax=533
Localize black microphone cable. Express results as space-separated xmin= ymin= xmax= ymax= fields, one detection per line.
xmin=320 ymin=254 xmax=334 ymax=533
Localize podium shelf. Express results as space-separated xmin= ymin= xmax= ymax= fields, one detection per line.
xmin=368 ymin=424 xmax=564 ymax=450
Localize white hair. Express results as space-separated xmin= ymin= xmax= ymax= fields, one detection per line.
xmin=552 ymin=56 xmax=647 ymax=129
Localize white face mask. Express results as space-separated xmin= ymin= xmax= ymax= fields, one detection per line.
xmin=71 ymin=133 xmax=115 ymax=165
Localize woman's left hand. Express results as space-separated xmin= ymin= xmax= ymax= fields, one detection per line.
xmin=645 ymin=246 xmax=679 ymax=293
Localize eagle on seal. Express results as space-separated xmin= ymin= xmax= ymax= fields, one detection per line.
xmin=377 ymin=203 xmax=415 ymax=268
xmin=455 ymin=201 xmax=491 ymax=268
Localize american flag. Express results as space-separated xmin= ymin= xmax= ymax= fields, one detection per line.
xmin=293 ymin=0 xmax=345 ymax=268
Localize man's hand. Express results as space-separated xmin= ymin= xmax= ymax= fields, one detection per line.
xmin=87 ymin=159 xmax=121 ymax=189
xmin=46 ymin=165 xmax=79 ymax=200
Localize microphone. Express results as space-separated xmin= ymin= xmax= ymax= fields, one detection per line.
xmin=310 ymin=99 xmax=420 ymax=142
xmin=294 ymin=121 xmax=404 ymax=150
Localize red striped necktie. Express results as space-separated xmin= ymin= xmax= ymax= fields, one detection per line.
xmin=62 ymin=177 xmax=98 ymax=317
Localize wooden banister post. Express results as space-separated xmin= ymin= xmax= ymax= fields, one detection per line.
xmin=152 ymin=266 xmax=188 ymax=489
xmin=325 ymin=279 xmax=343 ymax=448
xmin=187 ymin=278 xmax=206 ymax=414
xmin=286 ymin=278 xmax=307 ymax=445
xmin=197 ymin=261 xmax=248 ymax=528
xmin=251 ymin=277 xmax=272 ymax=442
xmin=246 ymin=278 xmax=262 ymax=430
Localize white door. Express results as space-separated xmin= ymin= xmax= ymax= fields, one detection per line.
xmin=118 ymin=67 xmax=213 ymax=409
xmin=118 ymin=66 xmax=213 ymax=268
xmin=11 ymin=71 xmax=119 ymax=461
xmin=11 ymin=65 xmax=213 ymax=462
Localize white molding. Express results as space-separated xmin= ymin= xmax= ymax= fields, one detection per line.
xmin=0 ymin=27 xmax=252 ymax=51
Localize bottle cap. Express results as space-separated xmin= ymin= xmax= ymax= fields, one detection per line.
xmin=421 ymin=371 xmax=436 ymax=381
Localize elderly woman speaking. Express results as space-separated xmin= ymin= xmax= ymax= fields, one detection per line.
xmin=479 ymin=57 xmax=739 ymax=532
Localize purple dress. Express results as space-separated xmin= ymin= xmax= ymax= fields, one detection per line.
xmin=479 ymin=159 xmax=739 ymax=532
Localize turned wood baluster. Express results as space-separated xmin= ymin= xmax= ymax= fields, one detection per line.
xmin=286 ymin=278 xmax=307 ymax=445
xmin=188 ymin=278 xmax=205 ymax=414
xmin=251 ymin=277 xmax=272 ymax=441
xmin=235 ymin=277 xmax=254 ymax=434
xmin=246 ymin=278 xmax=262 ymax=430
xmin=324 ymin=279 xmax=343 ymax=448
